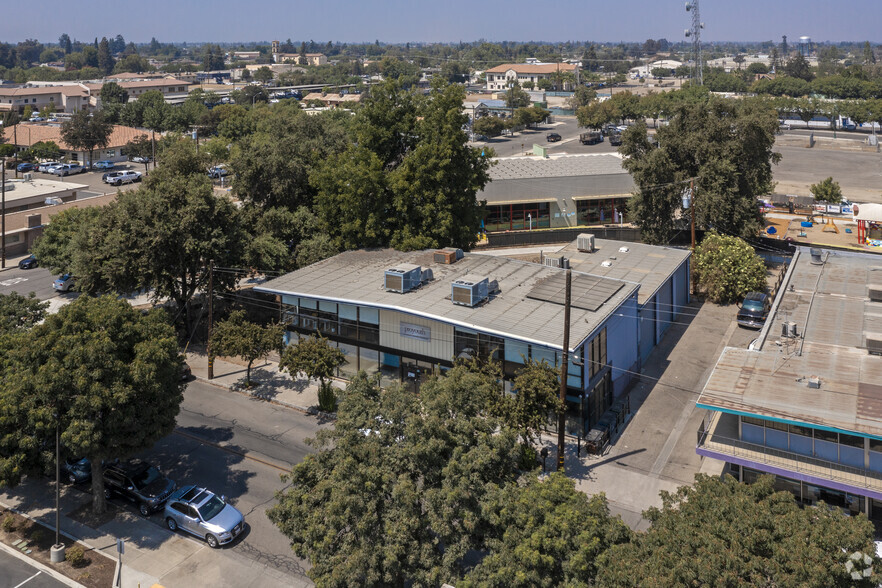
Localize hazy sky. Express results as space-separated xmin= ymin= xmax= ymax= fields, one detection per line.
xmin=3 ymin=0 xmax=879 ymax=45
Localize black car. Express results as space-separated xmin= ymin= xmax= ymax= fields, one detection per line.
xmin=736 ymin=292 xmax=771 ymax=329
xmin=546 ymin=132 xmax=562 ymax=142
xmin=61 ymin=457 xmax=92 ymax=484
xmin=104 ymin=460 xmax=176 ymax=516
xmin=18 ymin=254 xmax=37 ymax=269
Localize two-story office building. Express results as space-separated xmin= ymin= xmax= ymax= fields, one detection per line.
xmin=256 ymin=240 xmax=690 ymax=434
xmin=484 ymin=63 xmax=579 ymax=91
xmin=696 ymin=247 xmax=882 ymax=520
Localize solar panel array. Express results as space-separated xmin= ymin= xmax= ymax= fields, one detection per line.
xmin=526 ymin=272 xmax=624 ymax=312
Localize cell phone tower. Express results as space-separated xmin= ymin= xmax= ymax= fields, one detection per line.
xmin=684 ymin=0 xmax=705 ymax=85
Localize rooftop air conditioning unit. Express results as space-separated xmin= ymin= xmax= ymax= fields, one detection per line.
xmin=868 ymin=284 xmax=882 ymax=303
xmin=808 ymin=376 xmax=821 ymax=389
xmin=451 ymin=276 xmax=489 ymax=307
xmin=434 ymin=248 xmax=463 ymax=264
xmin=544 ymin=256 xmax=564 ymax=268
xmin=384 ymin=264 xmax=422 ymax=293
xmin=866 ymin=332 xmax=882 ymax=355
xmin=577 ymin=233 xmax=596 ymax=253
xmin=23 ymin=173 xmax=32 ymax=181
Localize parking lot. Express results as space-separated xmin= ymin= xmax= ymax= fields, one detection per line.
xmin=15 ymin=162 xmax=149 ymax=195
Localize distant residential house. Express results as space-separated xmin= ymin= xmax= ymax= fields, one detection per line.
xmin=484 ymin=62 xmax=579 ymax=92
xmin=269 ymin=42 xmax=327 ymax=66
xmin=3 ymin=123 xmax=148 ymax=165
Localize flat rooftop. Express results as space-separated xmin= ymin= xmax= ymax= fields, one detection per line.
xmin=697 ymin=247 xmax=882 ymax=438
xmin=489 ymin=153 xmax=629 ymax=180
xmin=256 ymin=249 xmax=639 ymax=350
xmin=559 ymin=238 xmax=690 ymax=306
xmin=1 ymin=178 xmax=87 ymax=203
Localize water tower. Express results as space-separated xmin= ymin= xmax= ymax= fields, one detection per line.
xmin=798 ymin=36 xmax=812 ymax=57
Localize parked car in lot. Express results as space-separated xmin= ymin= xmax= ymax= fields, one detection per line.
xmin=607 ymin=132 xmax=623 ymax=146
xmin=107 ymin=170 xmax=142 ymax=186
xmin=61 ymin=458 xmax=92 ymax=484
xmin=736 ymin=292 xmax=771 ymax=329
xmin=53 ymin=163 xmax=84 ymax=177
xmin=165 ymin=486 xmax=245 ymax=548
xmin=18 ymin=254 xmax=37 ymax=269
xmin=16 ymin=162 xmax=35 ymax=172
xmin=29 ymin=116 xmax=44 ymax=122
xmin=37 ymin=161 xmax=62 ymax=173
xmin=53 ymin=273 xmax=75 ymax=292
xmin=92 ymin=160 xmax=115 ymax=170
xmin=208 ymin=164 xmax=229 ymax=179
xmin=130 ymin=156 xmax=151 ymax=164
xmin=102 ymin=171 xmax=125 ymax=183
xmin=104 ymin=460 xmax=176 ymax=517
xmin=546 ymin=132 xmax=562 ymax=142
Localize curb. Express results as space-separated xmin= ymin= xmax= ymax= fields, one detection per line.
xmin=0 ymin=540 xmax=86 ymax=588
xmin=192 ymin=375 xmax=331 ymax=418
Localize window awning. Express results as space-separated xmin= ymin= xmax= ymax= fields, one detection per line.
xmin=485 ymin=198 xmax=556 ymax=206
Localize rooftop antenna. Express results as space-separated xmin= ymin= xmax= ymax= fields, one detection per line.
xmin=684 ymin=1 xmax=705 ymax=85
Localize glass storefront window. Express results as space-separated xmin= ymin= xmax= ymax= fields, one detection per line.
xmin=380 ymin=353 xmax=400 ymax=388
xmin=337 ymin=342 xmax=359 ymax=379
xmin=531 ymin=346 xmax=557 ymax=367
xmin=485 ymin=202 xmax=551 ymax=232
xmin=576 ymin=198 xmax=630 ymax=226
xmin=359 ymin=347 xmax=379 ymax=378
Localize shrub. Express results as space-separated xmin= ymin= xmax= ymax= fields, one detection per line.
xmin=1 ymin=514 xmax=15 ymax=532
xmin=66 ymin=544 xmax=88 ymax=568
xmin=518 ymin=443 xmax=539 ymax=471
xmin=29 ymin=528 xmax=44 ymax=543
xmin=318 ymin=384 xmax=338 ymax=412
xmin=693 ymin=232 xmax=767 ymax=304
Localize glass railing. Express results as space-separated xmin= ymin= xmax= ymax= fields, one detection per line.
xmin=698 ymin=413 xmax=882 ymax=492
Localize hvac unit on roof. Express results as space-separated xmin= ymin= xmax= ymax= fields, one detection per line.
xmin=866 ymin=332 xmax=882 ymax=355
xmin=781 ymin=321 xmax=799 ymax=338
xmin=433 ymin=248 xmax=464 ymax=264
xmin=577 ymin=233 xmax=596 ymax=253
xmin=451 ymin=276 xmax=489 ymax=307
xmin=868 ymin=284 xmax=882 ymax=303
xmin=384 ymin=264 xmax=422 ymax=293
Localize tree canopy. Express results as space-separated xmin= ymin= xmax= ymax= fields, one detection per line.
xmin=278 ymin=333 xmax=344 ymax=392
xmin=693 ymin=232 xmax=767 ymax=304
xmin=60 ymin=109 xmax=113 ymax=167
xmin=0 ymin=292 xmax=48 ymax=334
xmin=209 ymin=310 xmax=282 ymax=385
xmin=811 ymin=176 xmax=844 ymax=203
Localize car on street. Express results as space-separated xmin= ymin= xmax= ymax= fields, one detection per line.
xmin=53 ymin=273 xmax=75 ymax=292
xmin=53 ymin=163 xmax=84 ymax=177
xmin=29 ymin=116 xmax=44 ymax=122
xmin=107 ymin=170 xmax=142 ymax=186
xmin=92 ymin=160 xmax=115 ymax=170
xmin=37 ymin=161 xmax=62 ymax=173
xmin=208 ymin=164 xmax=229 ymax=179
xmin=16 ymin=162 xmax=35 ymax=173
xmin=18 ymin=254 xmax=37 ymax=269
xmin=104 ymin=459 xmax=176 ymax=517
xmin=61 ymin=458 xmax=92 ymax=484
xmin=546 ymin=132 xmax=562 ymax=142
xmin=164 ymin=485 xmax=245 ymax=548
xmin=736 ymin=291 xmax=771 ymax=329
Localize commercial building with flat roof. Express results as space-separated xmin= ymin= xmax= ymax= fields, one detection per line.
xmin=480 ymin=154 xmax=635 ymax=233
xmin=256 ymin=240 xmax=689 ymax=435
xmin=696 ymin=247 xmax=882 ymax=519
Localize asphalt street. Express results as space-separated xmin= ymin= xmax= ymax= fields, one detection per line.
xmin=123 ymin=379 xmax=329 ymax=582
xmin=0 ymin=549 xmax=67 ymax=588
xmin=0 ymin=266 xmax=56 ymax=301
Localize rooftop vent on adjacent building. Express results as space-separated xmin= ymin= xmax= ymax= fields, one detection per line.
xmin=544 ymin=256 xmax=569 ymax=269
xmin=781 ymin=321 xmax=799 ymax=338
xmin=487 ymin=279 xmax=500 ymax=294
xmin=433 ymin=248 xmax=464 ymax=264
xmin=577 ymin=233 xmax=596 ymax=253
xmin=451 ymin=276 xmax=489 ymax=307
xmin=866 ymin=332 xmax=882 ymax=355
xmin=601 ymin=260 xmax=613 ymax=268
xmin=808 ymin=376 xmax=821 ymax=389
xmin=384 ymin=264 xmax=422 ymax=293
xmin=421 ymin=268 xmax=434 ymax=284
xmin=810 ymin=248 xmax=825 ymax=265
xmin=618 ymin=246 xmax=630 ymax=253
xmin=868 ymin=284 xmax=882 ymax=303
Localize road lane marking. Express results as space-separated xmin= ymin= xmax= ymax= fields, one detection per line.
xmin=13 ymin=571 xmax=41 ymax=588
xmin=0 ymin=277 xmax=28 ymax=286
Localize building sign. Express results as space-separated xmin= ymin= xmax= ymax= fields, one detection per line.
xmin=400 ymin=322 xmax=431 ymax=342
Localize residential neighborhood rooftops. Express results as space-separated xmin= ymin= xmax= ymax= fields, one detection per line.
xmin=255 ymin=248 xmax=639 ymax=350
xmin=697 ymin=247 xmax=882 ymax=438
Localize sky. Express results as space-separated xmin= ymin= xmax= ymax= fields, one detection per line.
xmin=3 ymin=0 xmax=880 ymax=45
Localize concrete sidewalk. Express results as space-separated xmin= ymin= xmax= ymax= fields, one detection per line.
xmin=0 ymin=479 xmax=301 ymax=588
xmin=185 ymin=348 xmax=338 ymax=415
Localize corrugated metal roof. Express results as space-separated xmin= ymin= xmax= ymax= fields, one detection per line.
xmin=699 ymin=248 xmax=882 ymax=437
xmin=256 ymin=249 xmax=638 ymax=350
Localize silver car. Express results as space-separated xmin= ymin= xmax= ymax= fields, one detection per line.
xmin=164 ymin=485 xmax=245 ymax=548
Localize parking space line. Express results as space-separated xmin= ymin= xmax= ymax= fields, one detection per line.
xmin=13 ymin=571 xmax=41 ymax=588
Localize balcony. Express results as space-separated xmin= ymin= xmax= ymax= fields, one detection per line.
xmin=697 ymin=411 xmax=882 ymax=498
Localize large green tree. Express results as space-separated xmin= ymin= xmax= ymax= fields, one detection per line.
xmin=31 ymin=207 xmax=102 ymax=274
xmin=0 ymin=292 xmax=48 ymax=334
xmin=596 ymin=474 xmax=880 ymax=588
xmin=461 ymin=473 xmax=631 ymax=588
xmin=267 ymin=365 xmax=521 ymax=586
xmin=278 ymin=333 xmax=344 ymax=393
xmin=60 ymin=109 xmax=113 ymax=168
xmin=693 ymin=232 xmax=767 ymax=304
xmin=0 ymin=296 xmax=184 ymax=514
xmin=620 ymin=95 xmax=780 ymax=244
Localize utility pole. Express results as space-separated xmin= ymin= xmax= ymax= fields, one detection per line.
xmin=556 ymin=268 xmax=572 ymax=472
xmin=207 ymin=260 xmax=214 ymax=379
xmin=1 ymin=157 xmax=6 ymax=269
